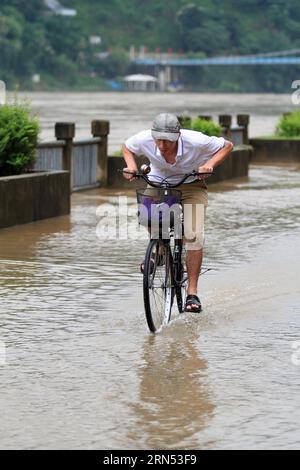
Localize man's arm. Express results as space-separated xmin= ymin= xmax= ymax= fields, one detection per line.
xmin=198 ymin=140 xmax=234 ymax=175
xmin=121 ymin=143 xmax=138 ymax=180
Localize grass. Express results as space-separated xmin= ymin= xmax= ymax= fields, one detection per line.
xmin=252 ymin=135 xmax=300 ymax=140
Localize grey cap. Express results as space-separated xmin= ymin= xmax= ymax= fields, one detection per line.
xmin=151 ymin=113 xmax=181 ymax=141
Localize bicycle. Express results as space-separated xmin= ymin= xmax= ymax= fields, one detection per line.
xmin=121 ymin=165 xmax=212 ymax=333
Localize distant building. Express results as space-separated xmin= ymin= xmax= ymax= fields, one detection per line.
xmin=44 ymin=0 xmax=77 ymax=17
xmin=32 ymin=74 xmax=41 ymax=84
xmin=90 ymin=36 xmax=102 ymax=45
xmin=0 ymin=80 xmax=6 ymax=105
xmin=123 ymin=74 xmax=158 ymax=92
xmin=95 ymin=52 xmax=110 ymax=60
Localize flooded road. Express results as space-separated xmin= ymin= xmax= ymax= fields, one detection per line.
xmin=0 ymin=165 xmax=300 ymax=449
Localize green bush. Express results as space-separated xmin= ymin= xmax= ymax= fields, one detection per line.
xmin=276 ymin=111 xmax=300 ymax=138
xmin=0 ymin=103 xmax=39 ymax=176
xmin=191 ymin=117 xmax=222 ymax=136
xmin=112 ymin=149 xmax=123 ymax=156
xmin=177 ymin=115 xmax=192 ymax=129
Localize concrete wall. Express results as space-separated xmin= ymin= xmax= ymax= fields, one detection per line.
xmin=0 ymin=171 xmax=70 ymax=229
xmin=107 ymin=146 xmax=251 ymax=189
xmin=250 ymin=138 xmax=300 ymax=163
xmin=208 ymin=145 xmax=251 ymax=184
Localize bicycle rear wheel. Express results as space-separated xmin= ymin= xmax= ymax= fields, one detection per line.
xmin=143 ymin=239 xmax=174 ymax=333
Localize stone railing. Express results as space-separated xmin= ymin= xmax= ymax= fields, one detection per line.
xmin=177 ymin=113 xmax=250 ymax=146
xmin=35 ymin=120 xmax=110 ymax=192
xmin=34 ymin=114 xmax=251 ymax=192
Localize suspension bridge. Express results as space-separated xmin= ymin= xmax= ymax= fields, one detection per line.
xmin=130 ymin=49 xmax=300 ymax=90
xmin=132 ymin=49 xmax=300 ymax=66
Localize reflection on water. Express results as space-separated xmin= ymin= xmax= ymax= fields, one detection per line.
xmin=129 ymin=333 xmax=214 ymax=450
xmin=0 ymin=165 xmax=300 ymax=449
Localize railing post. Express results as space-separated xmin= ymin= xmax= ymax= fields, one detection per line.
xmin=237 ymin=114 xmax=250 ymax=144
xmin=91 ymin=120 xmax=110 ymax=187
xmin=55 ymin=122 xmax=75 ymax=192
xmin=219 ymin=114 xmax=232 ymax=140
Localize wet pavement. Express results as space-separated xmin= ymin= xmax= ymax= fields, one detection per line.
xmin=0 ymin=165 xmax=300 ymax=449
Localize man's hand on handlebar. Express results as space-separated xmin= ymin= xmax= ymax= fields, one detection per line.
xmin=122 ymin=167 xmax=137 ymax=181
xmin=198 ymin=164 xmax=214 ymax=179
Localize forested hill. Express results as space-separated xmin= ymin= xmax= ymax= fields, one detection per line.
xmin=1 ymin=0 xmax=300 ymax=91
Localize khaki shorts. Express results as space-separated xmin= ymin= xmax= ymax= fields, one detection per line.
xmin=143 ymin=182 xmax=208 ymax=250
xmin=179 ymin=182 xmax=208 ymax=251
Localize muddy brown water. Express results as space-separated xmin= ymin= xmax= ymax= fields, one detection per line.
xmin=15 ymin=91 xmax=296 ymax=152
xmin=0 ymin=164 xmax=300 ymax=449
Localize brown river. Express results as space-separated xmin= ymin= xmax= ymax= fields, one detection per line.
xmin=11 ymin=91 xmax=298 ymax=152
xmin=0 ymin=93 xmax=300 ymax=450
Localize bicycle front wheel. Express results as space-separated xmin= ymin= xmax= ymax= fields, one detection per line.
xmin=143 ymin=239 xmax=174 ymax=333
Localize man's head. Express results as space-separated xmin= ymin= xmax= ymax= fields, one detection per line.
xmin=151 ymin=113 xmax=181 ymax=142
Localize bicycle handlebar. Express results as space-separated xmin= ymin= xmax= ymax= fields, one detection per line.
xmin=119 ymin=168 xmax=213 ymax=188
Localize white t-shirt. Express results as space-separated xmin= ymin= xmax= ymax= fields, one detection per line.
xmin=125 ymin=129 xmax=225 ymax=184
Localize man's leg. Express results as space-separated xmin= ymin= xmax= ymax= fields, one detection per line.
xmin=186 ymin=248 xmax=203 ymax=296
xmin=181 ymin=186 xmax=207 ymax=311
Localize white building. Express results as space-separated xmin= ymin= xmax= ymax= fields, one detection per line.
xmin=123 ymin=74 xmax=158 ymax=92
xmin=44 ymin=0 xmax=77 ymax=17
xmin=0 ymin=81 xmax=6 ymax=105
xmin=90 ymin=36 xmax=102 ymax=45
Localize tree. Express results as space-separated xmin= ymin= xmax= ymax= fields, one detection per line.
xmin=0 ymin=0 xmax=44 ymax=21
xmin=176 ymin=3 xmax=230 ymax=54
xmin=95 ymin=49 xmax=130 ymax=79
xmin=0 ymin=8 xmax=24 ymax=75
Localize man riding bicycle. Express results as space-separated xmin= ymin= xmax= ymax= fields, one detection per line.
xmin=122 ymin=113 xmax=233 ymax=313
